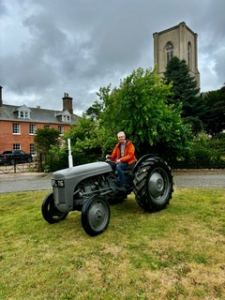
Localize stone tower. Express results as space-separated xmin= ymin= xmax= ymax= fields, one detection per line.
xmin=153 ymin=22 xmax=200 ymax=89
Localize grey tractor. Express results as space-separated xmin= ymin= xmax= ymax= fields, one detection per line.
xmin=41 ymin=155 xmax=174 ymax=236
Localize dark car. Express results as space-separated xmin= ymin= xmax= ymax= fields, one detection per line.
xmin=0 ymin=150 xmax=33 ymax=165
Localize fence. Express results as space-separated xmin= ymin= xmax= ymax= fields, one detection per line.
xmin=0 ymin=162 xmax=38 ymax=174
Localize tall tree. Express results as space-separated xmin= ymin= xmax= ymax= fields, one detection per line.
xmin=34 ymin=127 xmax=60 ymax=170
xmin=201 ymin=86 xmax=225 ymax=135
xmin=97 ymin=68 xmax=192 ymax=157
xmin=164 ymin=56 xmax=203 ymax=134
xmin=34 ymin=128 xmax=60 ymax=155
xmin=63 ymin=113 xmax=104 ymax=163
xmin=65 ymin=68 xmax=192 ymax=162
xmin=86 ymin=101 xmax=103 ymax=120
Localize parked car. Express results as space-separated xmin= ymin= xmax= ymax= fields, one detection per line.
xmin=0 ymin=150 xmax=33 ymax=165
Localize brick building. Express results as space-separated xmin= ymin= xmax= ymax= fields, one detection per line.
xmin=0 ymin=86 xmax=80 ymax=154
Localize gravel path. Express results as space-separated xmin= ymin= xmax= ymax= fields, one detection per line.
xmin=0 ymin=169 xmax=225 ymax=194
xmin=172 ymin=169 xmax=225 ymax=189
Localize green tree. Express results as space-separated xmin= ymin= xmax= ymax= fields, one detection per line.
xmin=164 ymin=56 xmax=203 ymax=134
xmin=34 ymin=128 xmax=60 ymax=155
xmin=200 ymin=86 xmax=225 ymax=135
xmin=86 ymin=101 xmax=103 ymax=120
xmin=64 ymin=68 xmax=192 ymax=164
xmin=34 ymin=127 xmax=61 ymax=171
xmin=97 ymin=68 xmax=192 ymax=158
xmin=63 ymin=113 xmax=104 ymax=164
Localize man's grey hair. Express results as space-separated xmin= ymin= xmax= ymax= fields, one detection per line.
xmin=117 ymin=131 xmax=126 ymax=137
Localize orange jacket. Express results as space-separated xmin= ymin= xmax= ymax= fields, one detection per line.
xmin=109 ymin=140 xmax=136 ymax=165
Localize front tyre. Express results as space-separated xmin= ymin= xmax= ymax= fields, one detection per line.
xmin=133 ymin=157 xmax=173 ymax=212
xmin=41 ymin=193 xmax=68 ymax=223
xmin=82 ymin=195 xmax=110 ymax=236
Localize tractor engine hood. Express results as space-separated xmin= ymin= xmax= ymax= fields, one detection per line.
xmin=52 ymin=161 xmax=112 ymax=182
xmin=51 ymin=162 xmax=113 ymax=213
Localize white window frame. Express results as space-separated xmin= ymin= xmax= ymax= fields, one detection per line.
xmin=17 ymin=106 xmax=31 ymax=119
xmin=30 ymin=144 xmax=35 ymax=155
xmin=58 ymin=126 xmax=64 ymax=135
xmin=13 ymin=144 xmax=21 ymax=150
xmin=13 ymin=123 xmax=20 ymax=134
xmin=29 ymin=124 xmax=36 ymax=135
xmin=62 ymin=113 xmax=71 ymax=123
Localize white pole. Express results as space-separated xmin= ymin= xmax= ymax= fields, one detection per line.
xmin=67 ymin=139 xmax=73 ymax=168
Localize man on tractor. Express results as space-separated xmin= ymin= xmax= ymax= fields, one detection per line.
xmin=106 ymin=131 xmax=136 ymax=192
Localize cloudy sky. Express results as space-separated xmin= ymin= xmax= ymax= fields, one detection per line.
xmin=0 ymin=0 xmax=225 ymax=116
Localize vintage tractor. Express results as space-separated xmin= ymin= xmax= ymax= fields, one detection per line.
xmin=41 ymin=155 xmax=174 ymax=236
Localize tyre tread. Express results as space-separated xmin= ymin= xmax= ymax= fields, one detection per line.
xmin=133 ymin=157 xmax=173 ymax=212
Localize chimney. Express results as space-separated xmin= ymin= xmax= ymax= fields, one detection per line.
xmin=0 ymin=86 xmax=2 ymax=107
xmin=62 ymin=93 xmax=73 ymax=115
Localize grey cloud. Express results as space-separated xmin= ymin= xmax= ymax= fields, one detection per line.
xmin=1 ymin=0 xmax=225 ymax=114
xmin=1 ymin=51 xmax=57 ymax=93
xmin=214 ymin=49 xmax=225 ymax=84
xmin=0 ymin=0 xmax=8 ymax=16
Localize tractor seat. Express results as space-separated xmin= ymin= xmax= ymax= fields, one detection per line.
xmin=124 ymin=161 xmax=136 ymax=173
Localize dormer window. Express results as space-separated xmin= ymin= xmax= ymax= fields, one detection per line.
xmin=55 ymin=109 xmax=71 ymax=123
xmin=63 ymin=114 xmax=71 ymax=122
xmin=15 ymin=105 xmax=31 ymax=119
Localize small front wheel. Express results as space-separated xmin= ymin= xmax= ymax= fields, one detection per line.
xmin=41 ymin=193 xmax=68 ymax=224
xmin=82 ymin=195 xmax=110 ymax=236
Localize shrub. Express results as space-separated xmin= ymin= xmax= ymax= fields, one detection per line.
xmin=173 ymin=132 xmax=225 ymax=169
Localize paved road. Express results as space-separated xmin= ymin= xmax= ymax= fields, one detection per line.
xmin=0 ymin=173 xmax=52 ymax=194
xmin=0 ymin=169 xmax=225 ymax=194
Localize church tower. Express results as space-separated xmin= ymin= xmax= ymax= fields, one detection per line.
xmin=153 ymin=22 xmax=200 ymax=89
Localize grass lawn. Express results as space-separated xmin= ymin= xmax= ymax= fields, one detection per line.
xmin=0 ymin=188 xmax=224 ymax=300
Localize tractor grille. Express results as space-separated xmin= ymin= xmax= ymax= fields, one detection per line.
xmin=54 ymin=188 xmax=66 ymax=204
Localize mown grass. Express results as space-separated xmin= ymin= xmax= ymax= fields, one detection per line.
xmin=0 ymin=188 xmax=224 ymax=300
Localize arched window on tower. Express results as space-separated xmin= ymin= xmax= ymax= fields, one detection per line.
xmin=188 ymin=42 xmax=192 ymax=68
xmin=166 ymin=42 xmax=173 ymax=63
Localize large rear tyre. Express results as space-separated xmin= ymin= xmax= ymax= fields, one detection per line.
xmin=133 ymin=157 xmax=173 ymax=212
xmin=41 ymin=193 xmax=68 ymax=224
xmin=82 ymin=195 xmax=110 ymax=236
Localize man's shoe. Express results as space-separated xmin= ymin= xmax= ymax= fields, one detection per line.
xmin=117 ymin=186 xmax=127 ymax=193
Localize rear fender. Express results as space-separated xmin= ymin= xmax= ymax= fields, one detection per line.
xmin=132 ymin=154 xmax=157 ymax=174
